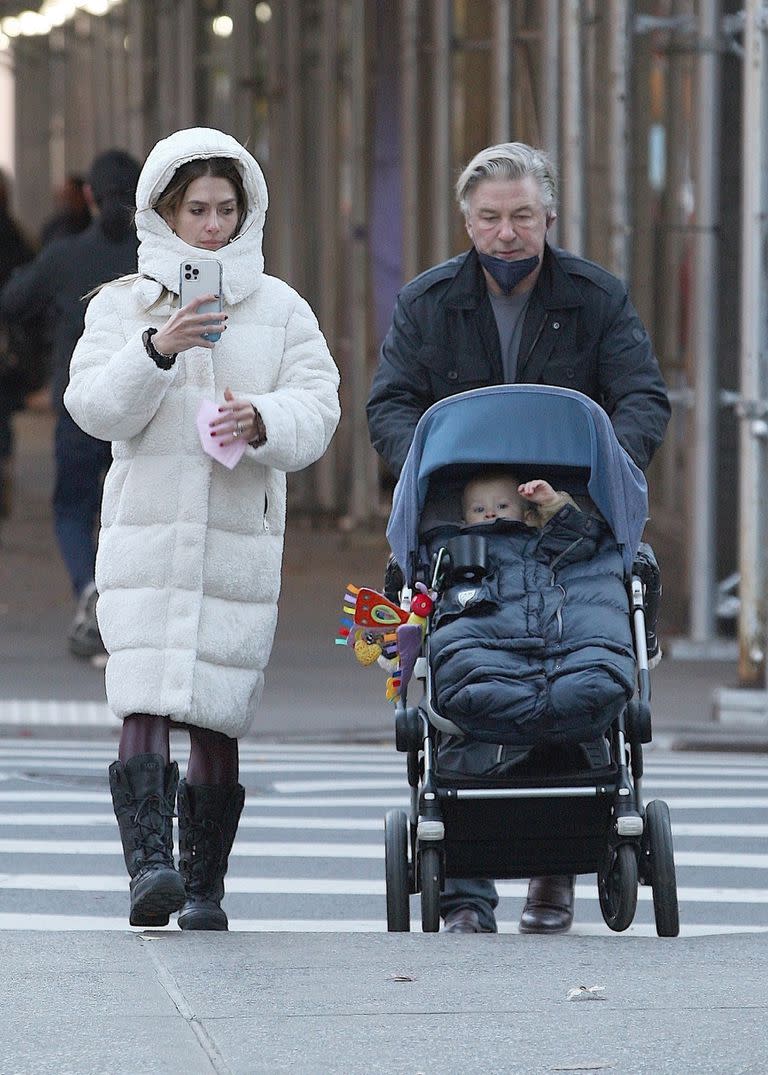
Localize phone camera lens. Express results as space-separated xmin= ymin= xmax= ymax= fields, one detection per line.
xmin=184 ymin=272 xmax=192 ymax=279
xmin=184 ymin=264 xmax=191 ymax=271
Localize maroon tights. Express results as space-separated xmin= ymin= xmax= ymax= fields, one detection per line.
xmin=119 ymin=713 xmax=239 ymax=786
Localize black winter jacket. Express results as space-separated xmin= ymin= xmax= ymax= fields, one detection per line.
xmin=430 ymin=506 xmax=636 ymax=747
xmin=367 ymin=245 xmax=670 ymax=477
xmin=0 ymin=221 xmax=137 ymax=412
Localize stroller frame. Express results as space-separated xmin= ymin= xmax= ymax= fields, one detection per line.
xmin=382 ymin=386 xmax=679 ymax=936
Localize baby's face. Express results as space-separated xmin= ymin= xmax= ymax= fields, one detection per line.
xmin=463 ymin=478 xmax=523 ymax=524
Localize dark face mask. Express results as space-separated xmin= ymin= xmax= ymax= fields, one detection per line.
xmin=477 ymin=252 xmax=539 ymax=295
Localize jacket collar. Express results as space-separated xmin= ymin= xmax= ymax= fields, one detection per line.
xmin=442 ymin=244 xmax=585 ymax=311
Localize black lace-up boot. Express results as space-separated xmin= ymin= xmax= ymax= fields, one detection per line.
xmin=177 ymin=781 xmax=245 ymax=931
xmin=109 ymin=753 xmax=186 ymax=927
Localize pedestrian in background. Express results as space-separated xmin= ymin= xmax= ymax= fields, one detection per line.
xmin=0 ymin=169 xmax=35 ymax=533
xmin=0 ymin=150 xmax=141 ymax=657
xmin=65 ymin=127 xmax=340 ymax=930
xmin=39 ymin=173 xmax=92 ymax=246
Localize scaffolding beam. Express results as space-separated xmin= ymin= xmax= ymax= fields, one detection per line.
xmin=737 ymin=0 xmax=768 ymax=684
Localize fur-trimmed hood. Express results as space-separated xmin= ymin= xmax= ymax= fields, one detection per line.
xmin=133 ymin=127 xmax=269 ymax=309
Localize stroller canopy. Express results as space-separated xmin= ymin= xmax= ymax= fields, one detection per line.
xmin=387 ymin=385 xmax=648 ymax=578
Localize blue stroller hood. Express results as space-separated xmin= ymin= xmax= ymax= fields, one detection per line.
xmin=387 ymin=385 xmax=648 ymax=578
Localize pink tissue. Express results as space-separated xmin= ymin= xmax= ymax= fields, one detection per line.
xmin=196 ymin=399 xmax=247 ymax=470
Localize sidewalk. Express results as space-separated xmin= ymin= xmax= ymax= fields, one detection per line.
xmin=0 ymin=408 xmax=757 ymax=749
xmin=2 ymin=929 xmax=766 ymax=1074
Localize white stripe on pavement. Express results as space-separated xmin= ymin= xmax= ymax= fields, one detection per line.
xmin=0 ymin=702 xmax=114 ymax=725
xmin=5 ymin=789 xmax=768 ymax=810
xmin=0 ymin=739 xmax=390 ymax=756
xmin=0 ymin=757 xmax=404 ymax=775
xmin=1 ymin=876 xmax=768 ymax=904
xmin=0 ymin=812 xmax=386 ymax=830
xmin=0 ymin=913 xmax=763 ymax=936
xmin=2 ymin=838 xmax=768 ymax=870
xmin=672 ymin=823 xmax=768 ymax=837
xmin=1 ymin=814 xmax=767 ymax=841
xmin=0 ymin=838 xmax=383 ymax=858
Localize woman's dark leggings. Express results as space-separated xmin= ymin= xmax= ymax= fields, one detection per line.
xmin=119 ymin=713 xmax=239 ymax=786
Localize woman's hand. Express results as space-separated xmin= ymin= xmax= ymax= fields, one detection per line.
xmin=153 ymin=294 xmax=227 ymax=355
xmin=209 ymin=387 xmax=266 ymax=445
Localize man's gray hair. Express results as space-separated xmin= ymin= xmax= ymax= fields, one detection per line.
xmin=456 ymin=142 xmax=557 ymax=216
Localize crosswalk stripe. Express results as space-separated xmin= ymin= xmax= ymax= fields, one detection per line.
xmin=0 ymin=813 xmax=386 ymax=830
xmin=0 ymin=913 xmax=760 ymax=936
xmin=2 ymin=814 xmax=768 ymax=840
xmin=0 ymin=757 xmax=403 ymax=775
xmin=0 ymin=838 xmax=383 ymax=858
xmin=271 ymin=776 xmax=768 ymax=794
xmin=4 ymin=789 xmax=768 ymax=810
xmin=1 ymin=838 xmax=767 ymax=869
xmin=0 ymin=875 xmax=766 ymax=903
xmin=3 ymin=814 xmax=767 ymax=840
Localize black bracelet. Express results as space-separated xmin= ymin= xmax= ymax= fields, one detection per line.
xmin=142 ymin=327 xmax=178 ymax=370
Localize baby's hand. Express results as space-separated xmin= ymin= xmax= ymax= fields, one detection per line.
xmin=518 ymin=479 xmax=558 ymax=505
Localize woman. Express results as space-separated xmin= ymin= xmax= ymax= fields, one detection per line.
xmin=65 ymin=128 xmax=340 ymax=930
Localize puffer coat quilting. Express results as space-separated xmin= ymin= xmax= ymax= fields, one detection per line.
xmin=64 ymin=128 xmax=340 ymax=736
xmin=430 ymin=506 xmax=636 ymax=746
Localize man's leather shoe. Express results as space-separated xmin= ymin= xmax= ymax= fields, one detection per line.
xmin=443 ymin=907 xmax=483 ymax=933
xmin=518 ymin=875 xmax=575 ymax=934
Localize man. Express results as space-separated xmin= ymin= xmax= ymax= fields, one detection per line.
xmin=367 ymin=142 xmax=670 ymax=935
xmin=0 ymin=150 xmax=140 ymax=659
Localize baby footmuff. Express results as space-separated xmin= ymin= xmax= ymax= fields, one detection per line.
xmin=382 ymin=385 xmax=679 ymax=936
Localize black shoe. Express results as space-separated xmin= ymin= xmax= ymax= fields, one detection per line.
xmin=68 ymin=581 xmax=106 ymax=659
xmin=109 ymin=754 xmax=186 ymax=927
xmin=177 ymin=781 xmax=245 ymax=931
xmin=443 ymin=907 xmax=483 ymax=933
xmin=518 ymin=875 xmax=575 ymax=934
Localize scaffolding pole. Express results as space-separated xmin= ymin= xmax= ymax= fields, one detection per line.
xmin=689 ymin=0 xmax=720 ymax=644
xmin=430 ymin=0 xmax=452 ymax=264
xmin=400 ymin=0 xmax=419 ymax=281
xmin=491 ymin=0 xmax=512 ymax=142
xmin=316 ymin=0 xmax=340 ymax=512
xmin=738 ymin=0 xmax=768 ymax=685
xmin=540 ymin=0 xmax=559 ymax=246
xmin=345 ymin=0 xmax=371 ymax=524
xmin=606 ymin=0 xmax=629 ymax=280
xmin=561 ymin=0 xmax=584 ymax=253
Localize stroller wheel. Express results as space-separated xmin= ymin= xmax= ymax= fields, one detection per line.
xmin=598 ymin=843 xmax=638 ymax=932
xmin=644 ymin=799 xmax=680 ymax=937
xmin=419 ymin=846 xmax=442 ymax=932
xmin=384 ymin=810 xmax=411 ymax=931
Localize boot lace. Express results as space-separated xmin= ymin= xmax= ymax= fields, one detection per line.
xmin=133 ymin=793 xmax=175 ymax=868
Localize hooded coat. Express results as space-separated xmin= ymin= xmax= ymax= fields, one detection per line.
xmin=64 ymin=128 xmax=340 ymax=736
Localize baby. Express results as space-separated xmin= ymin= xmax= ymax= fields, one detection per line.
xmin=462 ymin=472 xmax=576 ymax=529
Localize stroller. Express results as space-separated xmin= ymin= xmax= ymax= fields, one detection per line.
xmin=382 ymin=384 xmax=679 ymax=936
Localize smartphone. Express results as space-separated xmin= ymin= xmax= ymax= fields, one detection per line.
xmin=179 ymin=259 xmax=223 ymax=342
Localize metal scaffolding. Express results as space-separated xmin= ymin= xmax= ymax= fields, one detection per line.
xmin=0 ymin=0 xmax=765 ymax=677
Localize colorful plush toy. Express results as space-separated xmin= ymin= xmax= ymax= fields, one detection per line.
xmin=336 ymin=581 xmax=436 ymax=703
xmin=336 ymin=584 xmax=399 ymax=667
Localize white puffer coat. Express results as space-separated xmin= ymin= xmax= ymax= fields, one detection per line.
xmin=64 ymin=128 xmax=340 ymax=737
